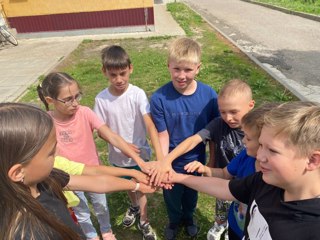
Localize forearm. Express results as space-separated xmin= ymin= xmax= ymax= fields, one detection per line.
xmin=165 ymin=135 xmax=202 ymax=164
xmin=174 ymin=174 xmax=235 ymax=201
xmin=82 ymin=165 xmax=138 ymax=178
xmin=144 ymin=114 xmax=164 ymax=161
xmin=68 ymin=175 xmax=137 ymax=193
xmin=98 ymin=125 xmax=145 ymax=167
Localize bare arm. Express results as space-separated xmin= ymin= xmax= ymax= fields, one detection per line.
xmin=207 ymin=141 xmax=216 ymax=168
xmin=172 ymin=173 xmax=235 ymax=201
xmin=97 ymin=125 xmax=148 ymax=173
xmin=184 ymin=162 xmax=233 ymax=180
xmin=158 ymin=130 xmax=169 ymax=157
xmin=67 ymin=175 xmax=155 ymax=194
xmin=82 ymin=165 xmax=149 ymax=184
xmin=143 ymin=113 xmax=164 ymax=162
xmin=164 ymin=134 xmax=203 ymax=164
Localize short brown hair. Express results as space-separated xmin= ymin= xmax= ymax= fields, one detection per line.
xmin=242 ymin=102 xmax=280 ymax=137
xmin=263 ymin=101 xmax=320 ymax=157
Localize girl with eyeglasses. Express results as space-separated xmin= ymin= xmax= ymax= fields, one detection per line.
xmin=37 ymin=72 xmax=151 ymax=240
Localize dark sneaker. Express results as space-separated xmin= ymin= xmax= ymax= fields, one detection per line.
xmin=164 ymin=224 xmax=179 ymax=240
xmin=122 ymin=205 xmax=140 ymax=227
xmin=185 ymin=220 xmax=199 ymax=237
xmin=138 ymin=221 xmax=157 ymax=240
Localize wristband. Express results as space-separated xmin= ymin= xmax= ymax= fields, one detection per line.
xmin=132 ymin=182 xmax=140 ymax=192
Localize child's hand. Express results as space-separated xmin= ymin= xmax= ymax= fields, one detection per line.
xmin=184 ymin=161 xmax=205 ymax=173
xmin=149 ymin=161 xmax=174 ymax=186
xmin=127 ymin=142 xmax=140 ymax=154
xmin=139 ymin=161 xmax=157 ymax=175
xmin=138 ymin=182 xmax=157 ymax=193
xmin=132 ymin=170 xmax=149 ymax=185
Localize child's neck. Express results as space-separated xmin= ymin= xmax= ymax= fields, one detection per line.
xmin=284 ymin=182 xmax=320 ymax=201
xmin=30 ymin=185 xmax=40 ymax=198
xmin=176 ymin=80 xmax=197 ymax=95
xmin=52 ymin=109 xmax=74 ymax=122
xmin=109 ymin=85 xmax=128 ymax=96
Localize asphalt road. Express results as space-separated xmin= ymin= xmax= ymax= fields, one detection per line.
xmin=182 ymin=0 xmax=320 ymax=102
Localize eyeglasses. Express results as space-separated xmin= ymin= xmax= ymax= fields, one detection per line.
xmin=55 ymin=92 xmax=83 ymax=106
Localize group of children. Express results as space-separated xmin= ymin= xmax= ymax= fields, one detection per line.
xmin=0 ymin=36 xmax=319 ymax=240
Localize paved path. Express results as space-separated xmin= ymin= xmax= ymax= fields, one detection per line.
xmin=182 ymin=0 xmax=320 ymax=103
xmin=0 ymin=3 xmax=184 ymax=102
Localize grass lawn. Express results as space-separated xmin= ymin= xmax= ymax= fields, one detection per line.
xmin=254 ymin=0 xmax=320 ymax=15
xmin=20 ymin=2 xmax=295 ymax=240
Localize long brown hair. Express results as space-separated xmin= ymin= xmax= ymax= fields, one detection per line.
xmin=0 ymin=103 xmax=81 ymax=239
xmin=37 ymin=72 xmax=80 ymax=111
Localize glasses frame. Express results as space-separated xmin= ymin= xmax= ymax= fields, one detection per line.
xmin=55 ymin=92 xmax=83 ymax=106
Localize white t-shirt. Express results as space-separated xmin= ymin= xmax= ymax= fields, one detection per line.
xmin=94 ymin=84 xmax=151 ymax=167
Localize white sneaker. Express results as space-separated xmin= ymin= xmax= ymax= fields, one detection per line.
xmin=207 ymin=222 xmax=228 ymax=240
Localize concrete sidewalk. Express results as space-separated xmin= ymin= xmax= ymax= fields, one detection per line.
xmin=0 ymin=3 xmax=185 ymax=102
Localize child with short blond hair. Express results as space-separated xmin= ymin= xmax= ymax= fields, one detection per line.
xmin=150 ymin=37 xmax=220 ymax=239
xmin=170 ymin=101 xmax=320 ymax=240
xmin=154 ymin=79 xmax=254 ymax=240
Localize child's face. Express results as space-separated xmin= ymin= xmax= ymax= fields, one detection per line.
xmin=218 ymin=96 xmax=254 ymax=128
xmin=52 ymin=82 xmax=81 ymax=116
xmin=23 ymin=128 xmax=57 ymax=187
xmin=103 ymin=65 xmax=132 ymax=95
xmin=257 ymin=126 xmax=309 ymax=188
xmin=168 ymin=60 xmax=200 ymax=93
xmin=242 ymin=125 xmax=260 ymax=157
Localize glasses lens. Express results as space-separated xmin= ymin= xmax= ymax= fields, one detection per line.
xmin=75 ymin=93 xmax=82 ymax=102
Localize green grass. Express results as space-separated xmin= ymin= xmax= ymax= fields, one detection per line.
xmin=19 ymin=2 xmax=295 ymax=239
xmin=254 ymin=0 xmax=320 ymax=15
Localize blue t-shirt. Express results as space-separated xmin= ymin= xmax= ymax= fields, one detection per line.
xmin=150 ymin=81 xmax=219 ymax=173
xmin=227 ymin=149 xmax=256 ymax=238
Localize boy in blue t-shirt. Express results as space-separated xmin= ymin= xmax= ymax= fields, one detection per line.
xmin=157 ymin=79 xmax=255 ymax=240
xmin=150 ymin=37 xmax=219 ymax=240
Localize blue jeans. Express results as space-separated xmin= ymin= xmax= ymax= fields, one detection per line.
xmin=74 ymin=191 xmax=111 ymax=239
xmin=163 ymin=183 xmax=198 ymax=225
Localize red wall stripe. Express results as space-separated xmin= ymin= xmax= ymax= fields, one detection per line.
xmin=7 ymin=7 xmax=154 ymax=33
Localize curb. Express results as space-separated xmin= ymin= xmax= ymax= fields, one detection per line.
xmin=241 ymin=0 xmax=320 ymax=22
xmin=184 ymin=4 xmax=308 ymax=101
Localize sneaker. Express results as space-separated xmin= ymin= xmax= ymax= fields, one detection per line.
xmin=164 ymin=224 xmax=179 ymax=240
xmin=138 ymin=221 xmax=157 ymax=240
xmin=122 ymin=205 xmax=140 ymax=227
xmin=102 ymin=231 xmax=117 ymax=240
xmin=185 ymin=220 xmax=199 ymax=237
xmin=223 ymin=230 xmax=229 ymax=240
xmin=207 ymin=222 xmax=228 ymax=240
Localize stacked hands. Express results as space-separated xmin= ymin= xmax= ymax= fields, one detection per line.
xmin=130 ymin=143 xmax=205 ymax=190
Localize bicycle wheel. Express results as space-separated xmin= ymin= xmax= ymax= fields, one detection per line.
xmin=0 ymin=27 xmax=18 ymax=46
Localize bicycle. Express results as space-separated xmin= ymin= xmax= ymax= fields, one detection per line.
xmin=0 ymin=24 xmax=18 ymax=46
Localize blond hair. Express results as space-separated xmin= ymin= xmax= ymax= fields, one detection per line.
xmin=168 ymin=37 xmax=201 ymax=64
xmin=219 ymin=79 xmax=252 ymax=100
xmin=241 ymin=102 xmax=280 ymax=137
xmin=263 ymin=101 xmax=320 ymax=157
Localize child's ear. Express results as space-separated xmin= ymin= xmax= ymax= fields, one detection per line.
xmin=129 ymin=64 xmax=134 ymax=74
xmin=249 ymin=100 xmax=255 ymax=109
xmin=45 ymin=96 xmax=54 ymax=105
xmin=306 ymin=151 xmax=320 ymax=170
xmin=8 ymin=164 xmax=25 ymax=183
xmin=101 ymin=67 xmax=107 ymax=76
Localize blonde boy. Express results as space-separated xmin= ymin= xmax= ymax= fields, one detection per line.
xmin=170 ymin=101 xmax=320 ymax=240
xmin=150 ymin=37 xmax=220 ymax=240
xmin=156 ymin=79 xmax=254 ymax=240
